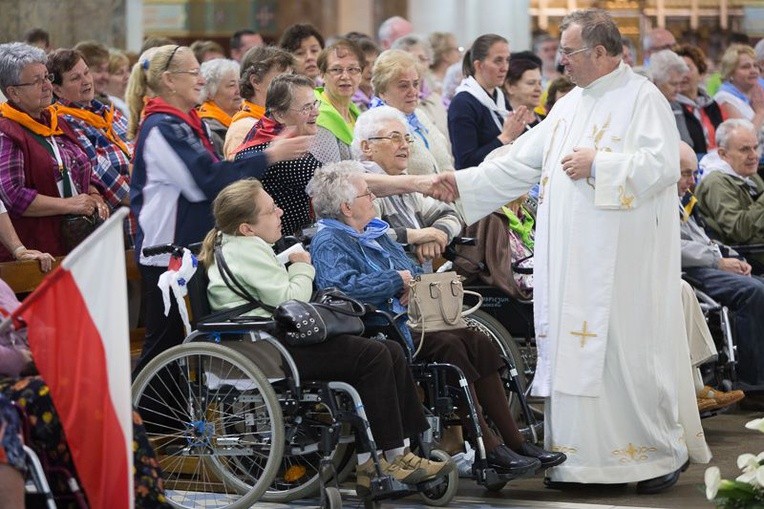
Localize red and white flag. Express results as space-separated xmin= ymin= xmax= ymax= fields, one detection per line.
xmin=12 ymin=208 xmax=133 ymax=508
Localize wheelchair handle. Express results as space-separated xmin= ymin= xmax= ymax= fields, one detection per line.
xmin=142 ymin=243 xmax=184 ymax=257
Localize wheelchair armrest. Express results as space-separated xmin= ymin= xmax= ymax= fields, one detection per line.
xmin=727 ymin=244 xmax=764 ymax=255
xmin=196 ymin=319 xmax=277 ymax=334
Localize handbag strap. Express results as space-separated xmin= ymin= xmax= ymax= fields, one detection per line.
xmin=213 ymin=233 xmax=275 ymax=313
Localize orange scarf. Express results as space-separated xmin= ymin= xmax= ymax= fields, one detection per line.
xmin=197 ymin=101 xmax=233 ymax=128
xmin=0 ymin=103 xmax=63 ymax=136
xmin=54 ymin=102 xmax=131 ymax=156
xmin=231 ymin=100 xmax=265 ymax=124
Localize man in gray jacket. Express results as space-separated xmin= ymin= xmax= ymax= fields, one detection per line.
xmin=679 ymin=142 xmax=764 ymax=405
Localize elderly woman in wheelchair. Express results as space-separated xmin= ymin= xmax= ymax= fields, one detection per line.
xmin=199 ymin=178 xmax=452 ymax=497
xmin=305 ymin=163 xmax=566 ymax=483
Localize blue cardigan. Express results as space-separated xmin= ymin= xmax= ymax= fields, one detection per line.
xmin=311 ymin=225 xmax=422 ymax=313
xmin=447 ymin=90 xmax=505 ymax=170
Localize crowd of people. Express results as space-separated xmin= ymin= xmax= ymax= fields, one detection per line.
xmin=0 ymin=8 xmax=762 ymax=506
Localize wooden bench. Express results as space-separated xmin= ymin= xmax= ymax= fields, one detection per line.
xmin=0 ymin=250 xmax=145 ymax=359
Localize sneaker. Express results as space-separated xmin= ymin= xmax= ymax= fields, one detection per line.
xmin=392 ymin=452 xmax=455 ymax=481
xmin=697 ymin=386 xmax=745 ymax=410
xmin=697 ymin=396 xmax=718 ymax=412
xmin=355 ymin=456 xmax=427 ymax=497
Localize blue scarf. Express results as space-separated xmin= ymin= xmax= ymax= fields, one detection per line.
xmin=719 ymin=81 xmax=751 ymax=107
xmin=369 ymin=96 xmax=430 ymax=149
xmin=317 ymin=217 xmax=412 ymax=347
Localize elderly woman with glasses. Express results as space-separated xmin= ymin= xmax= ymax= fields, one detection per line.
xmin=370 ymin=49 xmax=455 ymax=176
xmin=126 ymin=44 xmax=313 ymax=372
xmin=0 ymin=42 xmax=109 ymax=262
xmin=198 ymin=58 xmax=241 ymax=158
xmin=312 ymin=38 xmax=365 ymax=164
xmin=235 ymin=73 xmax=322 ymax=236
xmin=307 ymin=162 xmax=566 ymax=482
xmin=224 ymin=46 xmax=294 ymax=159
xmin=353 ymin=106 xmax=461 ymax=265
xmin=47 ymin=48 xmax=135 ymax=245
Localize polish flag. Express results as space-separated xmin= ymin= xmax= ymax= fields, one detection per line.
xmin=12 ymin=208 xmax=133 ymax=508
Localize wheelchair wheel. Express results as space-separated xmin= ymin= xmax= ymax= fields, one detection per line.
xmin=418 ymin=449 xmax=459 ymax=507
xmin=323 ymin=486 xmax=343 ymax=509
xmin=464 ymin=310 xmax=543 ymax=431
xmin=132 ymin=342 xmax=284 ymax=509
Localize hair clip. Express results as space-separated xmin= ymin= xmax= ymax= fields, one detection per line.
xmin=141 ymin=59 xmax=150 ymax=71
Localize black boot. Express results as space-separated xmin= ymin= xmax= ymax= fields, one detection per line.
xmin=516 ymin=442 xmax=567 ymax=469
xmin=486 ymin=444 xmax=541 ymax=476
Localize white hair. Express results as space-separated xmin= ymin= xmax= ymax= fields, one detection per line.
xmin=351 ymin=105 xmax=408 ymax=159
xmin=306 ymin=161 xmax=366 ymax=219
xmin=716 ymin=118 xmax=757 ymax=149
xmin=0 ymin=42 xmax=46 ymax=95
xmin=200 ymin=58 xmax=240 ymax=102
xmin=648 ymin=50 xmax=688 ymax=84
xmin=391 ymin=34 xmax=433 ymax=62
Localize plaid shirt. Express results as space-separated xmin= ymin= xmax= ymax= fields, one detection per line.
xmin=57 ymin=98 xmax=136 ymax=246
xmin=0 ymin=126 xmax=94 ymax=215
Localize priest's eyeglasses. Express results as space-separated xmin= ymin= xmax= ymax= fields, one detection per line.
xmin=558 ymin=46 xmax=592 ymax=58
xmin=367 ymin=132 xmax=415 ymax=145
xmin=13 ymin=73 xmax=54 ymax=88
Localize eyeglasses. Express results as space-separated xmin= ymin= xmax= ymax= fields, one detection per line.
xmin=170 ymin=69 xmax=202 ymax=77
xmin=12 ymin=73 xmax=54 ymax=88
xmin=367 ymin=132 xmax=415 ymax=145
xmin=291 ymin=99 xmax=320 ymax=115
xmin=558 ymin=46 xmax=592 ymax=58
xmin=355 ymin=189 xmax=374 ymax=200
xmin=164 ymin=45 xmax=181 ymax=71
xmin=326 ymin=66 xmax=362 ymax=77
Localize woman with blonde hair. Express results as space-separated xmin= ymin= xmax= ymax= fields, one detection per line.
xmin=713 ymin=44 xmax=764 ymax=130
xmin=371 ymin=49 xmax=454 ymax=175
xmin=125 ymin=44 xmax=312 ymax=372
xmin=200 ymin=178 xmax=453 ymax=497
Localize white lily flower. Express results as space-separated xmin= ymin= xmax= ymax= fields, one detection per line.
xmin=705 ymin=466 xmax=721 ymax=500
xmin=745 ymin=417 xmax=764 ymax=433
xmin=738 ymin=453 xmax=759 ymax=471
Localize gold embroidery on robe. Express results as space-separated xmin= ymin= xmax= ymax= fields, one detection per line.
xmin=618 ymin=186 xmax=635 ymax=209
xmin=552 ymin=445 xmax=578 ymax=455
xmin=612 ymin=442 xmax=658 ymax=463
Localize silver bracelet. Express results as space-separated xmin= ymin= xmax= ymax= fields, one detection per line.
xmin=12 ymin=245 xmax=26 ymax=259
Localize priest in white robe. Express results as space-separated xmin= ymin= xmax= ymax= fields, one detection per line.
xmin=436 ymin=9 xmax=709 ymax=492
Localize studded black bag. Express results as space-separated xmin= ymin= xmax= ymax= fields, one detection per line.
xmin=273 ymin=289 xmax=365 ymax=346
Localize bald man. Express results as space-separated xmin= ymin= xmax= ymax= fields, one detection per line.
xmin=643 ymin=28 xmax=676 ymax=66
xmin=679 ymin=142 xmax=764 ymax=404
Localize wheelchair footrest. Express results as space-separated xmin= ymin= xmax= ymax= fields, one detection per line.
xmin=367 ymin=476 xmax=413 ymax=500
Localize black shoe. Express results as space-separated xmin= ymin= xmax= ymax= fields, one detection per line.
xmin=544 ymin=478 xmax=627 ymax=490
xmin=486 ymin=445 xmax=541 ymax=476
xmin=635 ymin=461 xmax=688 ymax=495
xmin=516 ymin=442 xmax=567 ymax=469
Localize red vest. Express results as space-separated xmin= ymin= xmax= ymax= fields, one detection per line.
xmin=0 ymin=116 xmax=85 ymax=261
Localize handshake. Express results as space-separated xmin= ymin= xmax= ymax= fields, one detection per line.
xmin=418 ymin=172 xmax=460 ymax=203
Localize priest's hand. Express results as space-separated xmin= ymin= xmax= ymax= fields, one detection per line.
xmin=429 ymin=173 xmax=460 ymax=202
xmin=561 ymin=147 xmax=596 ymax=180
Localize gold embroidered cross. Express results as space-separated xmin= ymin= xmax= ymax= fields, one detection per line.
xmin=571 ymin=321 xmax=597 ymax=347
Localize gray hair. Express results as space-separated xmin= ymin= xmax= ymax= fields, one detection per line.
xmin=306 ymin=161 xmax=366 ymax=219
xmin=391 ymin=34 xmax=433 ymax=63
xmin=200 ymin=58 xmax=240 ymax=102
xmin=755 ymin=38 xmax=764 ymax=64
xmin=351 ymin=105 xmax=408 ymax=159
xmin=648 ymin=50 xmax=688 ymax=84
xmin=0 ymin=42 xmax=47 ymax=96
xmin=559 ymin=9 xmax=622 ymax=57
xmin=716 ymin=118 xmax=757 ymax=149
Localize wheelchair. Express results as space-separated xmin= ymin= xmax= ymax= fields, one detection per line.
xmin=131 ymin=244 xmax=458 ymax=509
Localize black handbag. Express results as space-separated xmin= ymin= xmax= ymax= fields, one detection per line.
xmin=273 ymin=289 xmax=366 ymax=347
xmin=213 ymin=235 xmax=364 ymax=346
xmin=61 ymin=212 xmax=102 ymax=252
